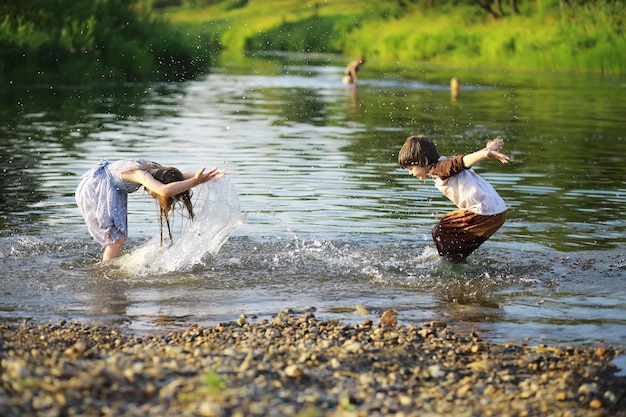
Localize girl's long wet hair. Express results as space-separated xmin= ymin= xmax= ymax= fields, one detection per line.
xmin=150 ymin=165 xmax=195 ymax=247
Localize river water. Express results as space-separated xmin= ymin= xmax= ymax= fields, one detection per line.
xmin=1 ymin=54 xmax=625 ymax=349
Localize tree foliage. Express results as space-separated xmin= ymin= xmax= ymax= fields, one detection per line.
xmin=472 ymin=0 xmax=519 ymax=18
xmin=0 ymin=0 xmax=215 ymax=82
xmin=2 ymin=0 xmax=622 ymax=79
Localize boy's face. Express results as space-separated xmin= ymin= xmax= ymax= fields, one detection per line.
xmin=407 ymin=165 xmax=429 ymax=180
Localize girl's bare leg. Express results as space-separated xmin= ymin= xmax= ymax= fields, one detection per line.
xmin=103 ymin=237 xmax=125 ymax=261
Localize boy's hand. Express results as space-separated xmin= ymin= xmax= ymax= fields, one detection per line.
xmin=486 ymin=137 xmax=505 ymax=152
xmin=462 ymin=137 xmax=512 ymax=168
xmin=485 ymin=138 xmax=510 ymax=164
xmin=488 ymin=150 xmax=511 ymax=164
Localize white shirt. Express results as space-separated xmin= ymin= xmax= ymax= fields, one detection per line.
xmin=431 ymin=155 xmax=507 ymax=215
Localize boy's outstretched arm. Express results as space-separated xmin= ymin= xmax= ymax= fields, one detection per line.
xmin=462 ymin=138 xmax=511 ymax=168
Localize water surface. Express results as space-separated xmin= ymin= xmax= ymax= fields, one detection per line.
xmin=1 ymin=55 xmax=625 ymax=349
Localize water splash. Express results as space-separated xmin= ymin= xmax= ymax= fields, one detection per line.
xmin=115 ymin=178 xmax=243 ymax=275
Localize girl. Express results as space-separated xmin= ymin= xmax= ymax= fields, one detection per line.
xmin=75 ymin=159 xmax=225 ymax=261
xmin=398 ymin=135 xmax=510 ymax=263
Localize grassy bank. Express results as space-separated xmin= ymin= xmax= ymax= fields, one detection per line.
xmin=161 ymin=0 xmax=625 ymax=74
xmin=2 ymin=1 xmax=622 ymax=83
xmin=0 ymin=0 xmax=220 ymax=83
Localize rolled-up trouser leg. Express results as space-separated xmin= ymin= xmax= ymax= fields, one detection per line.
xmin=432 ymin=210 xmax=507 ymax=263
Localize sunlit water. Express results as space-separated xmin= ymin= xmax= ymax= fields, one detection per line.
xmin=1 ymin=54 xmax=625 ymax=350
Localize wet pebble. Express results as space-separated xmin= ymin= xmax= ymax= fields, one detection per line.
xmin=1 ymin=311 xmax=625 ymax=417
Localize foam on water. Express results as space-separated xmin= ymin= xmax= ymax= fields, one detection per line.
xmin=114 ymin=178 xmax=243 ymax=275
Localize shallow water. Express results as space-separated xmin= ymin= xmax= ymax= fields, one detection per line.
xmin=1 ymin=54 xmax=625 ymax=349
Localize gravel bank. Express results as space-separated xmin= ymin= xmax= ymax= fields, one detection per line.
xmin=1 ymin=310 xmax=625 ymax=417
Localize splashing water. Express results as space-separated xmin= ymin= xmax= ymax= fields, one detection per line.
xmin=114 ymin=178 xmax=243 ymax=275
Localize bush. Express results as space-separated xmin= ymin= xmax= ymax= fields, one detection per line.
xmin=0 ymin=0 xmax=217 ymax=82
xmin=245 ymin=15 xmax=357 ymax=53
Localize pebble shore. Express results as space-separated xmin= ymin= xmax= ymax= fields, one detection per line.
xmin=2 ymin=310 xmax=625 ymax=417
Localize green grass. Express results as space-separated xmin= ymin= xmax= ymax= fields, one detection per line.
xmin=2 ymin=0 xmax=623 ymax=81
xmin=0 ymin=0 xmax=219 ymax=83
xmin=162 ymin=0 xmax=625 ymax=74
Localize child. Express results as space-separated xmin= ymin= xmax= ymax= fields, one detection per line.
xmin=75 ymin=159 xmax=225 ymax=261
xmin=342 ymin=55 xmax=366 ymax=84
xmin=398 ymin=135 xmax=510 ymax=263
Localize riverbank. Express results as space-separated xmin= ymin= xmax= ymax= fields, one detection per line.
xmin=164 ymin=0 xmax=625 ymax=74
xmin=2 ymin=310 xmax=625 ymax=416
xmin=3 ymin=1 xmax=622 ymax=84
xmin=0 ymin=0 xmax=217 ymax=83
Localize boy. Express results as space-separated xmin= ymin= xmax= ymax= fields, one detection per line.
xmin=398 ymin=135 xmax=511 ymax=263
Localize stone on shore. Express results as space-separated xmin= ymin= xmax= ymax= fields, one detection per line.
xmin=1 ymin=310 xmax=625 ymax=416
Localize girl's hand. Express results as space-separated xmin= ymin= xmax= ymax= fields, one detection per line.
xmin=195 ymin=167 xmax=226 ymax=184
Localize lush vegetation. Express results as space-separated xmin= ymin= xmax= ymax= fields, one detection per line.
xmin=161 ymin=0 xmax=625 ymax=74
xmin=0 ymin=0 xmax=219 ymax=82
xmin=1 ymin=0 xmax=623 ymax=82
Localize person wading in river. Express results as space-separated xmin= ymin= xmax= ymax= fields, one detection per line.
xmin=342 ymin=55 xmax=367 ymax=84
xmin=398 ymin=135 xmax=511 ymax=263
xmin=76 ymin=159 xmax=225 ymax=261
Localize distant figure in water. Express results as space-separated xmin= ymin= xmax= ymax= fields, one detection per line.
xmin=450 ymin=77 xmax=460 ymax=98
xmin=398 ymin=135 xmax=510 ymax=263
xmin=343 ymin=55 xmax=367 ymax=84
xmin=76 ymin=159 xmax=225 ymax=261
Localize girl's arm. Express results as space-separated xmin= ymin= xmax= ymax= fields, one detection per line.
xmin=181 ymin=168 xmax=224 ymax=181
xmin=462 ymin=138 xmax=511 ymax=168
xmin=123 ymin=167 xmax=225 ymax=198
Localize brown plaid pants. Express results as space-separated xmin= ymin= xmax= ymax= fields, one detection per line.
xmin=432 ymin=209 xmax=507 ymax=263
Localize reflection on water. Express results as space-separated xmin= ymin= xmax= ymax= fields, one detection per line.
xmin=0 ymin=55 xmax=625 ymax=348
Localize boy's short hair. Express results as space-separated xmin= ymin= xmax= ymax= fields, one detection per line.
xmin=398 ymin=135 xmax=440 ymax=168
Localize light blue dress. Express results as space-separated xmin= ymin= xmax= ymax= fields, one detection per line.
xmin=75 ymin=159 xmax=149 ymax=247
